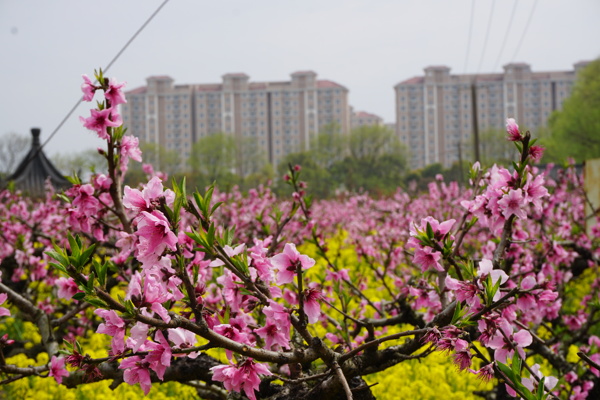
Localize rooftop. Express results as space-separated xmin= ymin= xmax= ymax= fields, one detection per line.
xmin=4 ymin=128 xmax=71 ymax=197
xmin=125 ymin=73 xmax=348 ymax=95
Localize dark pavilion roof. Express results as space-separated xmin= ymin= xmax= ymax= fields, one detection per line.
xmin=5 ymin=128 xmax=71 ymax=197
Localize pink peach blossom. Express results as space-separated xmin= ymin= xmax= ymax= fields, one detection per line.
xmin=81 ymin=74 xmax=96 ymax=102
xmin=270 ymin=243 xmax=315 ymax=285
xmin=80 ymin=107 xmax=122 ymax=140
xmin=49 ymin=355 xmax=69 ymax=384
xmin=506 ymin=118 xmax=522 ymax=141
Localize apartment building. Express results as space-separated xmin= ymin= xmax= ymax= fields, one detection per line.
xmin=121 ymin=71 xmax=350 ymax=171
xmin=395 ymin=62 xmax=589 ymax=169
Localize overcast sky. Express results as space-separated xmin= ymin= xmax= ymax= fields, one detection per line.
xmin=1 ymin=0 xmax=599 ymax=157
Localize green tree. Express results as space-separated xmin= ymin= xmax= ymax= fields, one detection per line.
xmin=478 ymin=128 xmax=516 ymax=167
xmin=546 ymin=59 xmax=600 ymax=163
xmin=236 ymin=136 xmax=268 ymax=178
xmin=241 ymin=162 xmax=275 ymax=191
xmin=137 ymin=142 xmax=182 ymax=176
xmin=276 ymin=152 xmax=334 ymax=198
xmin=332 ymin=125 xmax=407 ymax=194
xmin=122 ymin=142 xmax=182 ymax=187
xmin=310 ymin=122 xmax=347 ymax=169
xmin=189 ymin=133 xmax=237 ymax=189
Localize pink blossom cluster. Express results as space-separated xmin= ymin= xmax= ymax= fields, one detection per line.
xmin=2 ymin=75 xmax=600 ymax=400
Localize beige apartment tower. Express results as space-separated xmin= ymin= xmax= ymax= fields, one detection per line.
xmin=121 ymin=71 xmax=350 ymax=172
xmin=395 ymin=62 xmax=589 ymax=169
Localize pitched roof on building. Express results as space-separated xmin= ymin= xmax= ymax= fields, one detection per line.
xmin=353 ymin=111 xmax=381 ymax=119
xmin=147 ymin=75 xmax=173 ymax=80
xmin=195 ymin=84 xmax=223 ymax=92
xmin=395 ymin=62 xmax=589 ymax=88
xmin=126 ymin=86 xmax=147 ymax=95
xmin=395 ymin=76 xmax=424 ymax=86
xmin=222 ymin=73 xmax=250 ymax=78
xmin=5 ymin=128 xmax=71 ymax=197
xmin=291 ymin=70 xmax=317 ymax=75
xmin=317 ymin=80 xmax=347 ymax=90
xmin=125 ymin=73 xmax=347 ymax=94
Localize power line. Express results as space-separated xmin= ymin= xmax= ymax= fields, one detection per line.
xmin=510 ymin=0 xmax=539 ymax=62
xmin=4 ymin=0 xmax=172 ymax=191
xmin=476 ymin=0 xmax=496 ymax=74
xmin=39 ymin=0 xmax=171 ymax=153
xmin=493 ymin=0 xmax=519 ymax=71
xmin=463 ymin=0 xmax=476 ymax=73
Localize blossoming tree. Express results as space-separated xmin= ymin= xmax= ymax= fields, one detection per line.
xmin=0 ymin=71 xmax=599 ymax=400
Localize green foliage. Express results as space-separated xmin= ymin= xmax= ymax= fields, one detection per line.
xmin=187 ymin=133 xmax=269 ymax=192
xmin=276 ymin=152 xmax=334 ymax=198
xmin=310 ymin=122 xmax=346 ymax=169
xmin=188 ymin=132 xmax=237 ymax=189
xmin=546 ymin=59 xmax=600 ymax=163
xmin=235 ymin=136 xmax=268 ymax=178
xmin=277 ymin=124 xmax=408 ymax=197
xmin=479 ymin=128 xmax=517 ymax=166
xmin=139 ymin=142 xmax=181 ymax=174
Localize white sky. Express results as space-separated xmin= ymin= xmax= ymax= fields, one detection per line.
xmin=1 ymin=0 xmax=599 ymax=157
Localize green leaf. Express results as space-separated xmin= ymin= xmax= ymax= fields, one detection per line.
xmin=193 ymin=264 xmax=200 ymax=285
xmin=451 ymin=301 xmax=464 ymax=324
xmin=537 ymin=377 xmax=546 ymax=400
xmin=65 ymin=174 xmax=81 ymax=185
xmin=80 ymin=243 xmax=97 ymax=266
xmin=67 ymin=234 xmax=80 ymax=259
xmin=514 ymin=141 xmax=523 ymax=153
xmin=72 ymin=292 xmax=86 ymax=301
xmin=93 ymin=259 xmax=107 ymax=287
xmin=193 ymin=192 xmax=205 ymax=217
xmin=210 ymin=201 xmax=224 ymax=215
xmin=223 ymin=226 xmax=236 ymax=246
xmin=497 ymin=361 xmax=518 ymax=387
xmin=47 ymin=246 xmax=69 ymax=267
xmin=467 ymin=216 xmax=479 ymax=229
xmin=425 ymin=222 xmax=434 ymax=240
xmin=86 ymin=272 xmax=95 ymax=294
xmin=85 ymin=298 xmax=109 ymax=308
xmin=304 ymin=195 xmax=313 ymax=209
xmin=63 ymin=340 xmax=74 ymax=352
xmin=511 ymin=356 xmax=522 ymax=376
xmin=49 ymin=262 xmax=67 ymax=275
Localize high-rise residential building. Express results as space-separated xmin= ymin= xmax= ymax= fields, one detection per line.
xmin=121 ymin=71 xmax=350 ymax=172
xmin=394 ymin=62 xmax=589 ymax=169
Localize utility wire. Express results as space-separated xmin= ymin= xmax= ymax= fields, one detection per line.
xmin=493 ymin=0 xmax=519 ymax=71
xmin=476 ymin=0 xmax=496 ymax=74
xmin=463 ymin=0 xmax=476 ymax=73
xmin=3 ymin=0 xmax=170 ymax=191
xmin=27 ymin=0 xmax=171 ymax=169
xmin=510 ymin=0 xmax=539 ymax=62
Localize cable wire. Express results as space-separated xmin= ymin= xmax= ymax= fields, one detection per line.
xmin=476 ymin=0 xmax=496 ymax=74
xmin=3 ymin=0 xmax=171 ymax=191
xmin=510 ymin=0 xmax=539 ymax=62
xmin=463 ymin=0 xmax=476 ymax=73
xmin=40 ymin=0 xmax=171 ymax=155
xmin=493 ymin=0 xmax=519 ymax=71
